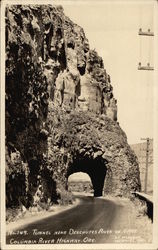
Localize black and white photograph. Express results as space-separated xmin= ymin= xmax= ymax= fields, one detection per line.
xmin=1 ymin=0 xmax=158 ymax=249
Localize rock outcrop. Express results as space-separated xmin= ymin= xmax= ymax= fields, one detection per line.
xmin=5 ymin=4 xmax=140 ymax=208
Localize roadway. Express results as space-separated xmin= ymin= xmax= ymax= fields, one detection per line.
xmin=6 ymin=194 xmax=141 ymax=244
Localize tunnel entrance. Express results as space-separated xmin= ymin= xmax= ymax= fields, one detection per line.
xmin=66 ymin=156 xmax=107 ymax=197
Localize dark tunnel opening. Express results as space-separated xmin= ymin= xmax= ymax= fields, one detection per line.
xmin=66 ymin=156 xmax=107 ymax=197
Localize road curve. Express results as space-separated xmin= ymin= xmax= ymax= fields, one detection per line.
xmin=6 ymin=195 xmax=131 ymax=244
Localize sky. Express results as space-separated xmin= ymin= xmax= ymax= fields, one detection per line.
xmin=68 ymin=172 xmax=91 ymax=182
xmin=54 ymin=0 xmax=156 ymax=145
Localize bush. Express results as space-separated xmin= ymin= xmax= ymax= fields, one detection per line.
xmin=57 ymin=189 xmax=74 ymax=206
xmin=133 ymin=198 xmax=147 ymax=217
xmin=6 ymin=207 xmax=24 ymax=223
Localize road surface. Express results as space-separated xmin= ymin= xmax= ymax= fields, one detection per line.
xmin=6 ymin=194 xmax=144 ymax=244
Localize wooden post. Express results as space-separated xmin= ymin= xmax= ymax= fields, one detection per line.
xmin=141 ymin=138 xmax=150 ymax=193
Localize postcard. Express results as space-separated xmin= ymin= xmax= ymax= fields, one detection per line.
xmin=1 ymin=0 xmax=158 ymax=249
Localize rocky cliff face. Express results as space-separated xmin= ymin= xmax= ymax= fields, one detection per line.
xmin=5 ymin=4 xmax=140 ymax=208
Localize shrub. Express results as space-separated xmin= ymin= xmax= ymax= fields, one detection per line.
xmin=57 ymin=189 xmax=74 ymax=206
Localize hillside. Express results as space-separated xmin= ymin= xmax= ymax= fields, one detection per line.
xmin=131 ymin=140 xmax=153 ymax=194
xmin=6 ymin=4 xmax=140 ymax=209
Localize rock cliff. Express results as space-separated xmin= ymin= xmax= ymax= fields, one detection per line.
xmin=5 ymin=4 xmax=140 ymax=208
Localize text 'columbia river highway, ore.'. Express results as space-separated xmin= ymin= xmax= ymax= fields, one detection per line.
xmin=7 ymin=228 xmax=138 ymax=244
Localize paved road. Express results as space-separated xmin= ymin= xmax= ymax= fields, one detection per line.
xmin=6 ymin=195 xmax=132 ymax=244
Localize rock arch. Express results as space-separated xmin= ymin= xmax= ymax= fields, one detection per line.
xmin=48 ymin=109 xmax=141 ymax=199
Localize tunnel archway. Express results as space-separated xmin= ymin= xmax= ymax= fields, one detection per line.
xmin=66 ymin=155 xmax=107 ymax=197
